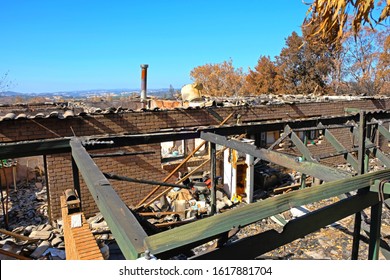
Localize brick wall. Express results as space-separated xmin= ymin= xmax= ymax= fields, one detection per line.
xmin=47 ymin=144 xmax=172 ymax=219
xmin=60 ymin=196 xmax=104 ymax=260
xmin=2 ymin=99 xmax=390 ymax=220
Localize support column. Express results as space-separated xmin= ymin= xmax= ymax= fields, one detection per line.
xmin=368 ymin=202 xmax=382 ymax=259
xmin=210 ymin=142 xmax=217 ymax=215
xmin=71 ymin=157 xmax=82 ymax=211
xmin=245 ymin=154 xmax=254 ymax=203
xmin=300 ymin=132 xmax=308 ymax=189
xmin=352 ymin=111 xmax=367 ymax=260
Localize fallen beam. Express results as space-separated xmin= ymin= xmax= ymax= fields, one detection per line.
xmin=144 ymin=168 xmax=390 ymax=256
xmin=70 ymin=138 xmax=148 ymax=260
xmin=200 ymin=132 xmax=350 ymax=182
xmin=0 ymin=248 xmax=32 ymax=260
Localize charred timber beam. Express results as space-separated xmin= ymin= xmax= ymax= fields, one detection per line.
xmin=70 ymin=138 xmax=147 ymax=260
xmin=200 ymin=132 xmax=349 ymax=182
xmin=144 ymin=168 xmax=390 ymax=256
xmin=103 ymin=172 xmax=189 ymax=189
xmin=89 ymin=151 xmax=155 ymax=158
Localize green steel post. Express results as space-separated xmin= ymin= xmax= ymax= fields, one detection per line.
xmin=367 ymin=118 xmax=381 ymax=260
xmin=300 ymin=133 xmax=308 ymax=189
xmin=210 ymin=142 xmax=217 ymax=215
xmin=352 ymin=111 xmax=367 ymax=260
xmin=368 ymin=202 xmax=382 ymax=260
xmin=71 ymin=156 xmax=82 ymax=211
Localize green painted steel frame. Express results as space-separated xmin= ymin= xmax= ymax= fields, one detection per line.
xmin=192 ymin=191 xmax=387 ymax=259
xmin=200 ymin=132 xmax=349 ymax=182
xmin=70 ymin=138 xmax=148 ymax=260
xmin=144 ymin=169 xmax=390 ymax=256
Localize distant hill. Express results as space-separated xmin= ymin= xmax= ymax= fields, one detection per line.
xmin=0 ymin=88 xmax=173 ymax=99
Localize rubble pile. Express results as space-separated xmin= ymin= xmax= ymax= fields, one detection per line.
xmin=0 ymin=180 xmax=65 ymax=260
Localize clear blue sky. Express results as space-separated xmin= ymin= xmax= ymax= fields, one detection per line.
xmin=0 ymin=0 xmax=309 ymax=93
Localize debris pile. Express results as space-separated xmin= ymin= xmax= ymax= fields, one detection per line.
xmin=0 ymin=180 xmax=65 ymax=260
xmin=136 ymin=177 xmax=239 ymax=231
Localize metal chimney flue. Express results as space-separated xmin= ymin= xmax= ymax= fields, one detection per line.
xmin=140 ymin=64 xmax=148 ymax=102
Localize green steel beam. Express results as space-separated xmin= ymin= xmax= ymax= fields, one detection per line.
xmin=144 ymin=168 xmax=390 ymax=256
xmin=70 ymin=138 xmax=148 ymax=260
xmin=192 ymin=192 xmax=382 ymax=260
xmin=200 ymin=132 xmax=350 ymax=182
xmin=352 ymin=112 xmax=367 ymax=260
xmin=0 ymin=130 xmax=199 ymax=159
xmin=210 ymin=142 xmax=217 ymax=215
xmin=0 ymin=138 xmax=72 ymax=158
xmin=375 ymin=119 xmax=390 ymax=141
xmin=323 ymin=128 xmax=359 ymax=171
xmin=366 ymin=138 xmax=390 ymax=167
xmin=286 ymin=125 xmax=315 ymax=163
